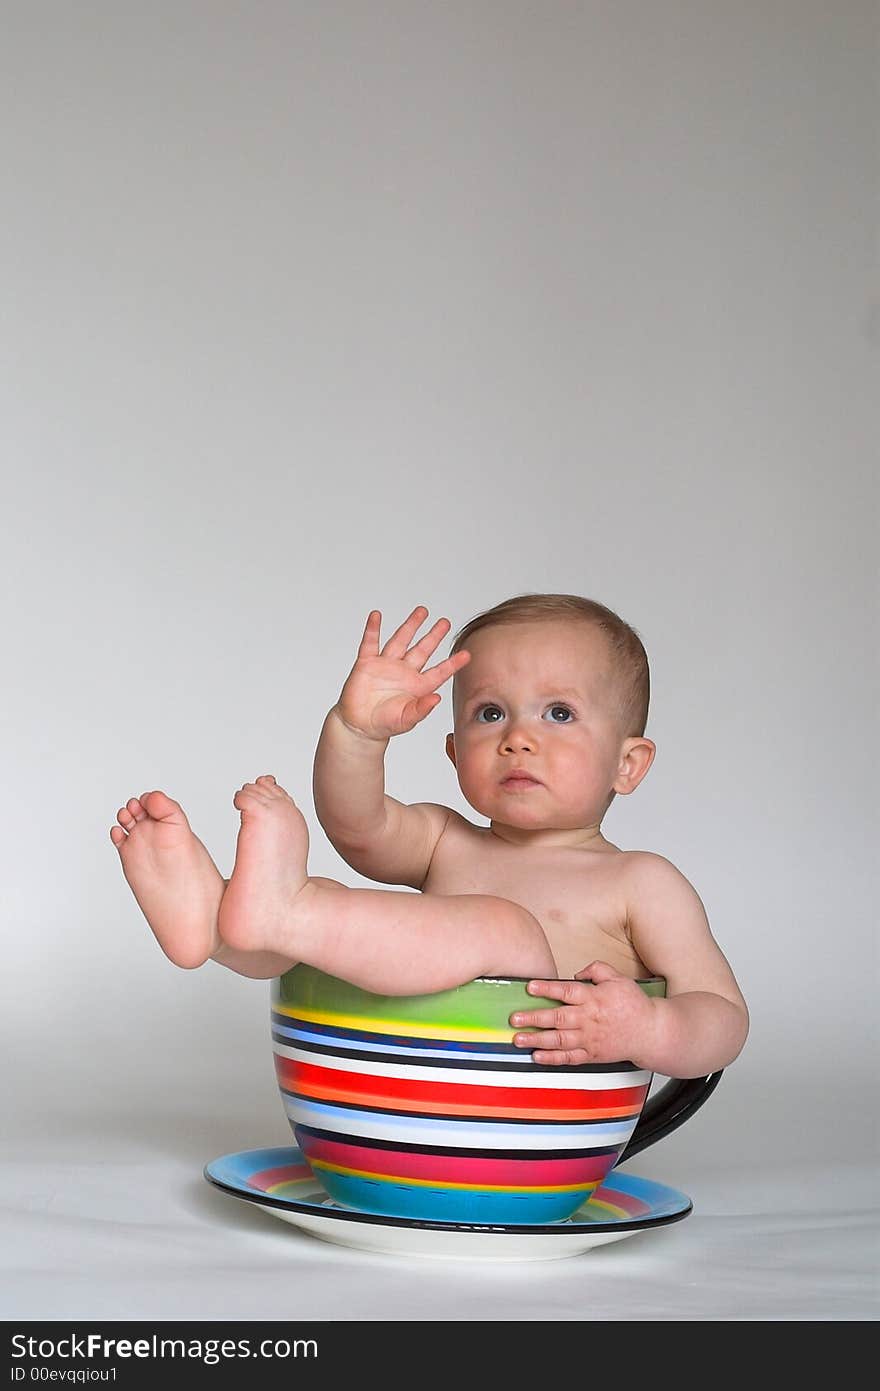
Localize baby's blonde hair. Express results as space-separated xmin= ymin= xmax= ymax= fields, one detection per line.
xmin=450 ymin=593 xmax=650 ymax=737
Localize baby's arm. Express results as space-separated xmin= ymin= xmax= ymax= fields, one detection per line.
xmin=621 ymin=853 xmax=749 ymax=1075
xmin=511 ymin=854 xmax=748 ymax=1077
xmin=313 ymin=607 xmax=470 ymax=889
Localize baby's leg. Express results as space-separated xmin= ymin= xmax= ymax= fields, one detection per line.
xmin=218 ymin=778 xmax=557 ymax=993
xmin=110 ymin=785 xmax=295 ymax=978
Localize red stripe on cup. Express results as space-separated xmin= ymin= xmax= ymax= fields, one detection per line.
xmin=275 ymin=1057 xmax=648 ymax=1117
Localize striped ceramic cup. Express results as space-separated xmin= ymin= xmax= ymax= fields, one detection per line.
xmin=271 ymin=965 xmax=721 ymax=1225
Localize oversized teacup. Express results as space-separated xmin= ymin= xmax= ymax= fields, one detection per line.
xmin=271 ymin=965 xmax=721 ymax=1225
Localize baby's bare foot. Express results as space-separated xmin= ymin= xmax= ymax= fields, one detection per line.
xmin=110 ymin=791 xmax=225 ymax=968
xmin=218 ymin=775 xmax=316 ymax=959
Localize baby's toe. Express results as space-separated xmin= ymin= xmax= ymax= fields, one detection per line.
xmin=140 ymin=790 xmax=187 ymax=822
xmin=241 ymin=780 xmax=273 ymax=795
xmin=110 ymin=825 xmax=126 ymax=847
xmin=255 ymin=775 xmax=290 ymax=800
xmin=126 ymin=797 xmax=148 ymax=821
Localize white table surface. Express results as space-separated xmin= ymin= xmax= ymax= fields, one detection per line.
xmin=3 ymin=1121 xmax=875 ymax=1322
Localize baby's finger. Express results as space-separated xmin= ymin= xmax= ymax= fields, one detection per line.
xmin=400 ymin=692 xmax=442 ymax=729
xmin=382 ymin=606 xmax=429 ymax=659
xmin=403 ymin=616 xmax=452 ymax=669
xmin=525 ymin=978 xmax=591 ymax=1005
xmin=419 ymin=649 xmax=471 ymax=691
xmin=574 ymin=960 xmax=624 ymax=983
xmin=509 ymin=1007 xmax=571 ymax=1032
xmin=530 ymin=1047 xmax=592 ymax=1066
xmin=356 ymin=610 xmax=382 ymax=659
xmin=512 ymin=1028 xmax=570 ymax=1050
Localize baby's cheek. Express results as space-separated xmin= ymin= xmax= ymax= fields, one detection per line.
xmin=456 ymin=761 xmax=495 ymax=812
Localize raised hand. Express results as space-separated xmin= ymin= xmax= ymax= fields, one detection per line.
xmin=336 ymin=606 xmax=471 ymax=741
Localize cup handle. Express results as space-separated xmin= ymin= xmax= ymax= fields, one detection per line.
xmin=613 ymin=1071 xmax=724 ymax=1165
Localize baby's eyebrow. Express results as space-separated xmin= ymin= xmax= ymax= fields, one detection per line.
xmin=540 ymin=687 xmax=585 ymax=703
xmin=461 ymin=684 xmax=501 ymax=701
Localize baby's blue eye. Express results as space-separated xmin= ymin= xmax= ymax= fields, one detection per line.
xmin=543 ymin=705 xmax=574 ymax=723
xmin=475 ymin=704 xmax=504 ymax=723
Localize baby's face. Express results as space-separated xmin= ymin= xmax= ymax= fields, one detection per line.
xmin=448 ymin=620 xmax=632 ymax=833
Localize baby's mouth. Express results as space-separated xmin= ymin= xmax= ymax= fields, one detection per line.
xmin=500 ymin=773 xmax=543 ymax=791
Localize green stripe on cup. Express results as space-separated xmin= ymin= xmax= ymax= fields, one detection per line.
xmin=274 ymin=964 xmax=666 ymax=1035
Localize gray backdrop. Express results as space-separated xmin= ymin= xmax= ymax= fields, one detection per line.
xmin=2 ymin=1 xmax=876 ymax=1320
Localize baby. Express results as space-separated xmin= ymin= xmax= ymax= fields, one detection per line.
xmin=110 ymin=594 xmax=748 ymax=1078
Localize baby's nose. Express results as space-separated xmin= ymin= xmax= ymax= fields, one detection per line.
xmin=500 ymin=724 xmax=535 ymax=753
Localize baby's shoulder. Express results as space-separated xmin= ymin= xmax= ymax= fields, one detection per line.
xmin=614 ymin=850 xmax=697 ymax=899
xmin=616 ymin=849 xmax=682 ymax=872
xmin=414 ymin=803 xmax=485 ymax=855
xmin=431 ymin=806 xmax=488 ymax=847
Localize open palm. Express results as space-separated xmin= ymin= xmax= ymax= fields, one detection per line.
xmin=337 ymin=606 xmax=471 ymax=740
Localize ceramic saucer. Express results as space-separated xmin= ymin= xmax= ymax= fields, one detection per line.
xmin=204 ymin=1146 xmax=692 ymax=1261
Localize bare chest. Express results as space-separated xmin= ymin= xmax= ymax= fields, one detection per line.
xmin=423 ymin=827 xmax=647 ymax=980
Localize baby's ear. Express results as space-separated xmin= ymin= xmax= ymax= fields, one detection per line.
xmin=613 ymin=737 xmax=656 ymax=795
xmin=445 ymin=733 xmax=457 ymax=768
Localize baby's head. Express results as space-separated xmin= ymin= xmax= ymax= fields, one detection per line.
xmin=445 ymin=594 xmax=656 ymax=835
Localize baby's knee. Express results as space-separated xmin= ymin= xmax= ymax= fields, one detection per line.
xmin=486 ymin=896 xmax=557 ymax=979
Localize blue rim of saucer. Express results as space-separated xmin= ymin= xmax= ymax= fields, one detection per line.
xmin=204 ymin=1146 xmax=693 ymax=1235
